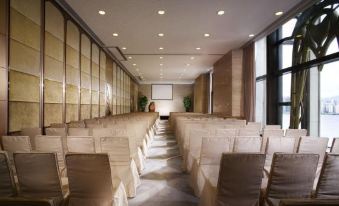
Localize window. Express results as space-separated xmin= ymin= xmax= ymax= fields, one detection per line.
xmin=255 ymin=37 xmax=267 ymax=125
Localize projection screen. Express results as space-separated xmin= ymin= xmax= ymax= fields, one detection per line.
xmin=151 ymin=84 xmax=173 ymax=100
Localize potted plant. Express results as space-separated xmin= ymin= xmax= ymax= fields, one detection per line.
xmin=183 ymin=96 xmax=192 ymax=112
xmin=138 ymin=95 xmax=148 ymax=112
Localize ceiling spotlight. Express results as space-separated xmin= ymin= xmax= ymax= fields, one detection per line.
xmin=204 ymin=33 xmax=210 ymax=37
xmin=249 ymin=34 xmax=255 ymax=37
xmin=186 ymin=63 xmax=190 ymax=66
xmin=121 ymin=47 xmax=127 ymax=50
xmin=136 ymin=68 xmax=139 ymax=71
xmin=128 ymin=56 xmax=132 ymax=59
xmin=132 ymin=63 xmax=136 ymax=66
xmin=275 ymin=11 xmax=284 ymax=16
xmin=159 ymin=56 xmax=163 ymax=59
xmin=160 ymin=63 xmax=163 ymax=66
xmin=196 ymin=47 xmax=201 ymax=50
xmin=112 ymin=33 xmax=118 ymax=37
xmin=98 ymin=10 xmax=106 ymax=15
xmin=217 ymin=10 xmax=225 ymax=16
xmin=158 ymin=10 xmax=165 ymax=15
xmin=158 ymin=33 xmax=164 ymax=37
xmin=159 ymin=47 xmax=164 ymax=50
xmin=190 ymin=57 xmax=195 ymax=60
xmin=160 ymin=73 xmax=163 ymax=75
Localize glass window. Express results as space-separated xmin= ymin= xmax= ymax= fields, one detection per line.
xmin=255 ymin=80 xmax=266 ymax=125
xmin=279 ymin=106 xmax=291 ymax=129
xmin=281 ymin=44 xmax=293 ymax=69
xmin=255 ymin=37 xmax=267 ymax=77
xmin=279 ymin=73 xmax=291 ymax=102
xmin=282 ymin=18 xmax=297 ymax=39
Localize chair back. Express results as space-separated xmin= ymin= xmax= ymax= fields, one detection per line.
xmin=200 ymin=137 xmax=234 ymax=165
xmin=285 ymin=129 xmax=307 ymax=137
xmin=45 ymin=128 xmax=67 ymax=152
xmin=65 ymin=153 xmax=114 ymax=201
xmin=315 ymin=154 xmax=339 ymax=199
xmin=233 ymin=136 xmax=262 ymax=153
xmin=34 ymin=136 xmax=65 ymax=169
xmin=2 ymin=136 xmax=32 ymax=162
xmin=214 ymin=129 xmax=237 ymax=137
xmin=67 ymin=136 xmax=95 ymax=153
xmin=331 ymin=138 xmax=339 ymax=153
xmin=265 ymin=137 xmax=296 ymax=166
xmin=245 ymin=122 xmax=262 ymax=130
xmin=216 ymin=153 xmax=265 ymax=206
xmin=100 ymin=137 xmax=130 ymax=165
xmin=14 ymin=153 xmax=63 ymax=198
xmin=0 ymin=152 xmax=17 ymax=197
xmin=21 ymin=128 xmax=42 ymax=149
xmin=298 ymin=137 xmax=329 ymax=166
xmin=266 ymin=153 xmax=319 ymax=200
xmin=238 ymin=129 xmax=260 ymax=136
xmin=265 ymin=125 xmax=281 ymax=130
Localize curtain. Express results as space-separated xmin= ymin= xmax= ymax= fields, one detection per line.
xmin=242 ymin=43 xmax=255 ymax=122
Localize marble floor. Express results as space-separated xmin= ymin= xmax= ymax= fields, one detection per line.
xmin=129 ymin=120 xmax=199 ymax=206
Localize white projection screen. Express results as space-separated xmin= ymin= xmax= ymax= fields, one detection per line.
xmin=152 ymin=84 xmax=173 ymax=100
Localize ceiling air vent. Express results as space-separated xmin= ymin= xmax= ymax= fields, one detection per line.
xmin=104 ymin=46 xmax=127 ymax=61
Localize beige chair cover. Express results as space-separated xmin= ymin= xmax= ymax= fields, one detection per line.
xmin=45 ymin=128 xmax=67 ymax=152
xmin=65 ymin=153 xmax=128 ymax=206
xmin=50 ymin=123 xmax=66 ymax=128
xmin=185 ymin=129 xmax=209 ymax=172
xmin=238 ymin=129 xmax=260 ymax=136
xmin=246 ymin=122 xmax=262 ymax=130
xmin=67 ymin=137 xmax=95 ymax=153
xmin=264 ymin=125 xmax=282 ymax=130
xmin=2 ymin=136 xmax=32 ymax=163
xmin=92 ymin=128 xmax=113 ymax=152
xmin=68 ymin=121 xmax=86 ymax=128
xmin=21 ymin=128 xmax=42 ymax=149
xmin=13 ymin=153 xmax=65 ymax=205
xmin=200 ymin=153 xmax=266 ymax=206
xmin=214 ymin=129 xmax=238 ymax=137
xmin=192 ymin=137 xmax=234 ymax=197
xmin=100 ymin=137 xmax=140 ymax=198
xmin=331 ymin=138 xmax=339 ymax=153
xmin=262 ymin=129 xmax=285 ymax=153
xmin=265 ymin=137 xmax=296 ymax=168
xmin=264 ymin=153 xmax=319 ymax=206
xmin=0 ymin=151 xmax=17 ymax=197
xmin=233 ymin=136 xmax=262 ymax=153
xmin=68 ymin=128 xmax=90 ymax=136
xmin=34 ymin=136 xmax=66 ymax=176
xmin=279 ymin=199 xmax=339 ymax=206
xmin=315 ymin=154 xmax=339 ymax=199
xmin=285 ymin=129 xmax=307 ymax=137
xmin=298 ymin=137 xmax=328 ymax=166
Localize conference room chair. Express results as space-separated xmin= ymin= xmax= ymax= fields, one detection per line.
xmin=65 ymin=153 xmax=128 ymax=206
xmin=245 ymin=122 xmax=262 ymax=131
xmin=0 ymin=151 xmax=17 ymax=197
xmin=45 ymin=128 xmax=68 ymax=152
xmin=1 ymin=136 xmax=32 ymax=164
xmin=67 ymin=128 xmax=90 ymax=136
xmin=193 ymin=137 xmax=234 ymax=197
xmin=331 ymin=138 xmax=339 ymax=153
xmin=279 ymin=199 xmax=339 ymax=206
xmin=186 ymin=129 xmax=210 ymax=172
xmin=34 ymin=136 xmax=66 ymax=176
xmin=233 ymin=136 xmax=262 ymax=153
xmin=20 ymin=128 xmax=42 ymax=149
xmin=285 ymin=129 xmax=307 ymax=137
xmin=67 ymin=121 xmax=86 ymax=128
xmin=14 ymin=153 xmax=67 ymax=206
xmin=66 ymin=136 xmax=95 ymax=153
xmin=199 ymin=153 xmax=265 ymax=206
xmin=100 ymin=137 xmax=140 ymax=198
xmin=0 ymin=198 xmax=56 ymax=206
xmin=314 ymin=154 xmax=339 ymax=199
xmin=262 ymin=129 xmax=285 ymax=153
xmin=262 ymin=153 xmax=319 ymax=206
xmin=213 ymin=128 xmax=238 ymax=137
xmin=264 ymin=125 xmax=282 ymax=130
xmin=238 ymin=129 xmax=261 ymax=136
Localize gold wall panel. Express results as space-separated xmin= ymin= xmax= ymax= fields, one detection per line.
xmin=44 ymin=80 xmax=63 ymax=104
xmin=44 ymin=55 xmax=63 ymax=82
xmin=99 ymin=93 xmax=105 ymax=106
xmin=66 ymin=85 xmax=79 ymax=104
xmin=0 ymin=68 xmax=7 ymax=101
xmin=0 ymin=35 xmax=6 ymax=68
xmin=80 ymin=105 xmax=90 ymax=120
xmin=0 ymin=0 xmax=6 ymax=35
xmin=9 ymin=71 xmax=39 ymax=102
xmin=66 ymin=21 xmax=79 ymax=50
xmin=66 ymin=65 xmax=80 ymax=86
xmin=92 ymin=63 xmax=99 ymax=78
xmin=81 ymin=55 xmax=90 ymax=74
xmin=66 ymin=46 xmax=79 ymax=69
xmin=91 ymin=91 xmax=99 ymax=104
xmin=10 ymin=40 xmax=40 ymax=76
xmin=10 ymin=9 xmax=40 ymax=50
xmin=66 ymin=104 xmax=78 ymax=123
xmin=80 ymin=88 xmax=90 ymax=104
xmin=91 ymin=105 xmax=98 ymax=118
xmin=91 ymin=44 xmax=99 ymax=64
xmin=9 ymin=102 xmax=39 ymax=132
xmin=44 ymin=103 xmax=62 ymax=126
xmin=100 ymin=106 xmax=105 ymax=117
xmin=81 ymin=72 xmax=91 ymax=90
xmin=92 ymin=77 xmax=99 ymax=91
xmin=45 ymin=32 xmax=63 ymax=61
xmin=81 ymin=35 xmax=90 ymax=58
xmin=45 ymin=2 xmax=64 ymax=41
xmin=11 ymin=0 xmax=40 ymax=25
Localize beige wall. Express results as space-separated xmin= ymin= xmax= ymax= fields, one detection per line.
xmin=0 ymin=0 xmax=7 ymax=136
xmin=212 ymin=49 xmax=244 ymax=117
xmin=139 ymin=84 xmax=193 ymax=116
xmin=194 ymin=73 xmax=209 ymax=113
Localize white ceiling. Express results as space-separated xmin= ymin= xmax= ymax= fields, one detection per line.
xmin=65 ymin=0 xmax=302 ymax=84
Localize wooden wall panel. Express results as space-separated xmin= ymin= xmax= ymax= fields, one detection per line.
xmin=194 ymin=73 xmax=209 ymax=113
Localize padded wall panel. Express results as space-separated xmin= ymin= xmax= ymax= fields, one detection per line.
xmin=9 ymin=102 xmax=39 ymax=132
xmin=81 ymin=55 xmax=90 ymax=74
xmin=44 ymin=104 xmax=62 ymax=126
xmin=81 ymin=72 xmax=91 ymax=89
xmin=66 ymin=85 xmax=78 ymax=104
xmin=91 ymin=105 xmax=98 ymax=118
xmin=66 ymin=104 xmax=78 ymax=123
xmin=0 ymin=0 xmax=6 ymax=35
xmin=9 ymin=71 xmax=39 ymax=102
xmin=45 ymin=2 xmax=63 ymax=40
xmin=80 ymin=105 xmax=90 ymax=120
xmin=91 ymin=91 xmax=99 ymax=105
xmin=45 ymin=32 xmax=63 ymax=61
xmin=0 ymin=35 xmax=6 ymax=68
xmin=80 ymin=88 xmax=90 ymax=104
xmin=0 ymin=68 xmax=6 ymax=101
xmin=44 ymin=80 xmax=63 ymax=103
xmin=44 ymin=56 xmax=63 ymax=82
xmin=11 ymin=0 xmax=40 ymax=25
xmin=100 ymin=106 xmax=105 ymax=117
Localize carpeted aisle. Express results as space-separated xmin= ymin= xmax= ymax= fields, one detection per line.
xmin=129 ymin=120 xmax=199 ymax=206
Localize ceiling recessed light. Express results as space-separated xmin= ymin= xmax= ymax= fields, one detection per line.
xmin=159 ymin=47 xmax=164 ymax=50
xmin=249 ymin=34 xmax=255 ymax=37
xmin=160 ymin=73 xmax=163 ymax=75
xmin=217 ymin=10 xmax=225 ymax=16
xmin=128 ymin=56 xmax=132 ymax=59
xmin=121 ymin=47 xmax=127 ymax=50
xmin=98 ymin=10 xmax=106 ymax=15
xmin=136 ymin=68 xmax=139 ymax=71
xmin=112 ymin=33 xmax=118 ymax=37
xmin=159 ymin=56 xmax=163 ymax=59
xmin=196 ymin=47 xmax=201 ymax=50
xmin=190 ymin=57 xmax=195 ymax=60
xmin=158 ymin=10 xmax=165 ymax=15
xmin=204 ymin=33 xmax=210 ymax=37
xmin=186 ymin=63 xmax=190 ymax=66
xmin=132 ymin=63 xmax=136 ymax=66
xmin=158 ymin=33 xmax=164 ymax=37
xmin=160 ymin=63 xmax=163 ymax=66
xmin=275 ymin=11 xmax=284 ymax=16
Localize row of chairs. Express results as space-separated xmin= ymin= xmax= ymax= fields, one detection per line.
xmin=198 ymin=152 xmax=339 ymax=206
xmin=0 ymin=151 xmax=128 ymax=206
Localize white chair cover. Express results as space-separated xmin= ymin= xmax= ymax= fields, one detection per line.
xmin=68 ymin=128 xmax=90 ymax=136
xmin=67 ymin=136 xmax=95 ymax=153
xmin=45 ymin=128 xmax=68 ymax=152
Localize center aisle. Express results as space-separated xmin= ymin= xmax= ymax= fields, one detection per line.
xmin=129 ymin=120 xmax=199 ymax=206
